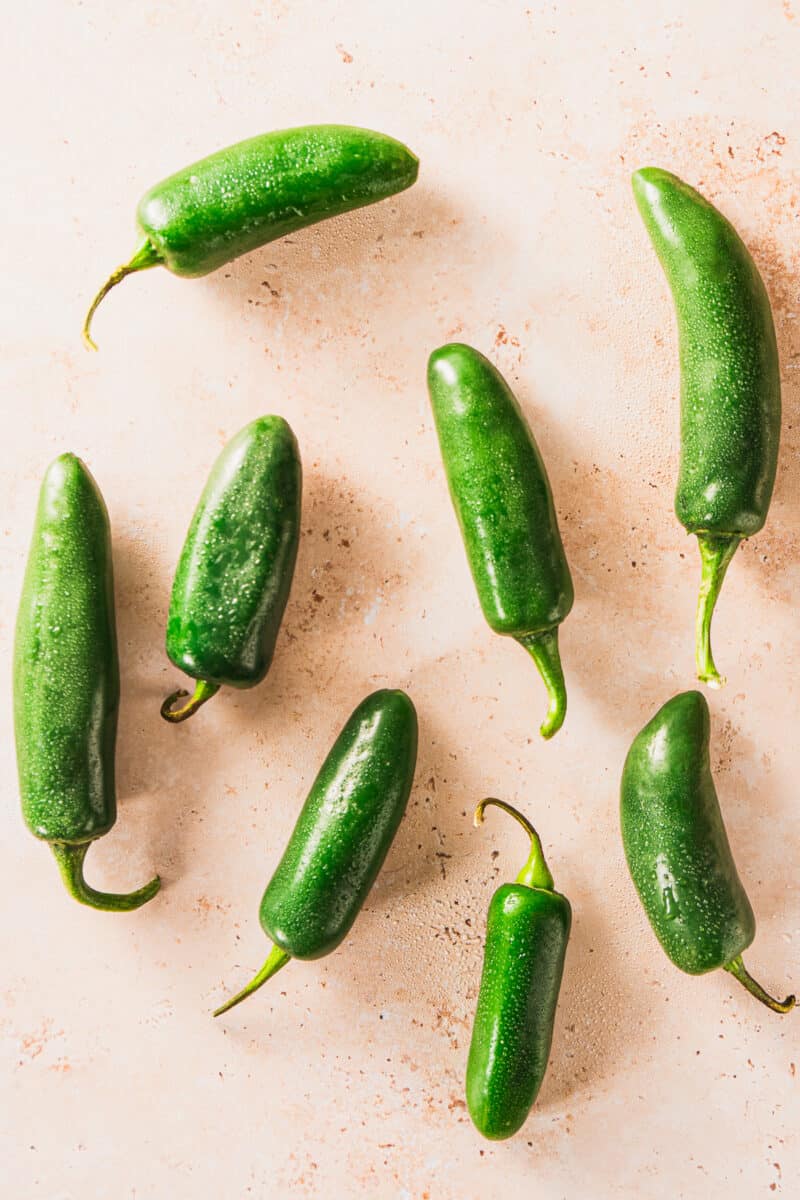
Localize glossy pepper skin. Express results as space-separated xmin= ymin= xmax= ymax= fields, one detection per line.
xmin=427 ymin=343 xmax=574 ymax=738
xmin=162 ymin=416 xmax=301 ymax=723
xmin=83 ymin=125 xmax=419 ymax=348
xmin=466 ymin=800 xmax=571 ymax=1140
xmin=632 ymin=168 xmax=781 ymax=688
xmin=621 ymin=691 xmax=794 ymax=1014
xmin=14 ymin=455 xmax=160 ymax=911
xmin=214 ymin=689 xmax=418 ymax=1016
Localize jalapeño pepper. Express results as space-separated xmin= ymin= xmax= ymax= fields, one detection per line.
xmin=214 ymin=689 xmax=418 ymax=1016
xmin=427 ymin=344 xmax=574 ymax=738
xmin=14 ymin=454 xmax=160 ymax=911
xmin=466 ymin=799 xmax=571 ymax=1139
xmin=621 ymin=691 xmax=794 ymax=1014
xmin=633 ymin=168 xmax=781 ymax=687
xmin=83 ymin=125 xmax=419 ymax=348
xmin=161 ymin=416 xmax=301 ymax=723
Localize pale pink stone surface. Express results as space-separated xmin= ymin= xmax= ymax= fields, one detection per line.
xmin=1 ymin=4 xmax=799 ymax=1197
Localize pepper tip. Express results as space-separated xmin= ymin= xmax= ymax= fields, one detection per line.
xmin=539 ymin=705 xmax=565 ymax=740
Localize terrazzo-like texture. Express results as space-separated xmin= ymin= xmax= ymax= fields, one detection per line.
xmin=2 ymin=4 xmax=799 ymax=1197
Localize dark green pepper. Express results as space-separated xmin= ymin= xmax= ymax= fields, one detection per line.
xmin=161 ymin=416 xmax=301 ymax=723
xmin=214 ymin=688 xmax=418 ymax=1015
xmin=427 ymin=343 xmax=574 ymax=738
xmin=621 ymin=691 xmax=794 ymax=1014
xmin=83 ymin=124 xmax=419 ymax=348
xmin=633 ymin=168 xmax=781 ymax=688
xmin=13 ymin=454 xmax=160 ymax=911
xmin=466 ymin=799 xmax=571 ymax=1140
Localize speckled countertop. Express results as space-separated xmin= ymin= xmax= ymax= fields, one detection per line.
xmin=2 ymin=4 xmax=799 ymax=1198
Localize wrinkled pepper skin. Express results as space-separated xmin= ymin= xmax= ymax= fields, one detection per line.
xmin=84 ymin=125 xmax=419 ymax=347
xmin=214 ymin=689 xmax=418 ymax=1016
xmin=14 ymin=455 xmax=159 ymax=910
xmin=632 ymin=168 xmax=780 ymax=688
xmin=621 ymin=692 xmax=794 ymax=1013
xmin=427 ymin=343 xmax=573 ymax=738
xmin=467 ymin=885 xmax=570 ymax=1139
xmin=163 ymin=416 xmax=301 ymax=722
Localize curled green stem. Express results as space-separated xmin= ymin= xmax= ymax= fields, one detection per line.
xmin=474 ymin=797 xmax=555 ymax=891
xmin=160 ymin=679 xmax=221 ymax=723
xmin=724 ymin=955 xmax=795 ymax=1015
xmin=213 ymin=944 xmax=291 ymax=1018
xmin=50 ymin=842 xmax=160 ymax=912
xmin=82 ymin=238 xmax=161 ymax=350
xmin=517 ymin=627 xmax=567 ymax=739
xmin=695 ymin=533 xmax=741 ymax=689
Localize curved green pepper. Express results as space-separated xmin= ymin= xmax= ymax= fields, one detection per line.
xmin=466 ymin=799 xmax=571 ymax=1140
xmin=632 ymin=168 xmax=781 ymax=688
xmin=14 ymin=455 xmax=160 ymax=911
xmin=162 ymin=416 xmax=301 ymax=723
xmin=214 ymin=688 xmax=418 ymax=1016
xmin=427 ymin=343 xmax=574 ymax=738
xmin=621 ymin=691 xmax=794 ymax=1014
xmin=83 ymin=124 xmax=419 ymax=348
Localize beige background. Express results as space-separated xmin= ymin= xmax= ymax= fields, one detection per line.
xmin=2 ymin=3 xmax=799 ymax=1197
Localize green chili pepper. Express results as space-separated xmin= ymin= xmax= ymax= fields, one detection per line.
xmin=83 ymin=124 xmax=419 ymax=349
xmin=14 ymin=455 xmax=160 ymax=911
xmin=427 ymin=343 xmax=574 ymax=738
xmin=213 ymin=688 xmax=418 ymax=1016
xmin=632 ymin=168 xmax=781 ymax=688
xmin=466 ymin=799 xmax=571 ymax=1140
xmin=161 ymin=416 xmax=301 ymax=723
xmin=621 ymin=691 xmax=794 ymax=1014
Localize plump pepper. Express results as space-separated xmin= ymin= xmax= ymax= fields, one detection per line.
xmin=633 ymin=168 xmax=780 ymax=688
xmin=621 ymin=691 xmax=794 ymax=1013
xmin=14 ymin=454 xmax=160 ymax=911
xmin=162 ymin=416 xmax=301 ymax=723
xmin=466 ymin=799 xmax=571 ymax=1139
xmin=83 ymin=125 xmax=419 ymax=348
xmin=214 ymin=689 xmax=418 ymax=1016
xmin=427 ymin=343 xmax=574 ymax=738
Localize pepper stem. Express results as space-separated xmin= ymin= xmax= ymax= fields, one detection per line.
xmin=724 ymin=955 xmax=795 ymax=1015
xmin=50 ymin=842 xmax=160 ymax=912
xmin=695 ymin=533 xmax=741 ymax=689
xmin=213 ymin=944 xmax=291 ymax=1018
xmin=517 ymin=627 xmax=567 ymax=739
xmin=473 ymin=798 xmax=555 ymax=891
xmin=82 ymin=238 xmax=162 ymax=350
xmin=160 ymin=679 xmax=221 ymax=723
